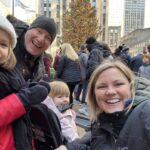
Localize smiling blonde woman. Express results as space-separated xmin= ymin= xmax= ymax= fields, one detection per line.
xmin=55 ymin=59 xmax=150 ymax=150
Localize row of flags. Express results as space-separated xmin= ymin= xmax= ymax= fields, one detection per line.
xmin=15 ymin=0 xmax=35 ymax=12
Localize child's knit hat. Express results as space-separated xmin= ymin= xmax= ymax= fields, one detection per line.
xmin=0 ymin=13 xmax=17 ymax=49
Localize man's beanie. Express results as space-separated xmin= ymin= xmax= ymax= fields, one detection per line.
xmin=85 ymin=36 xmax=96 ymax=45
xmin=29 ymin=15 xmax=57 ymax=42
xmin=0 ymin=13 xmax=17 ymax=49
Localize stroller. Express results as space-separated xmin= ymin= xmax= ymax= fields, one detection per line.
xmin=29 ymin=103 xmax=65 ymax=150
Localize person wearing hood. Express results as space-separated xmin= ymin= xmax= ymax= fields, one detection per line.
xmin=85 ymin=36 xmax=104 ymax=80
xmin=55 ymin=59 xmax=150 ymax=150
xmin=7 ymin=15 xmax=57 ymax=82
xmin=130 ymin=52 xmax=143 ymax=75
xmin=138 ymin=54 xmax=150 ymax=80
xmin=113 ymin=44 xmax=131 ymax=68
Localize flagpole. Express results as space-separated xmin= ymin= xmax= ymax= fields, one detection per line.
xmin=12 ymin=0 xmax=14 ymax=16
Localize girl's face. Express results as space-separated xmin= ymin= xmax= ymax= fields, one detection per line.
xmin=0 ymin=29 xmax=10 ymax=64
xmin=53 ymin=94 xmax=70 ymax=107
xmin=94 ymin=68 xmax=131 ymax=114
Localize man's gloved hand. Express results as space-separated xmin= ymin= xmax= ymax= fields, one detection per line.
xmin=17 ymin=82 xmax=50 ymax=110
xmin=38 ymin=81 xmax=50 ymax=93
xmin=28 ymin=80 xmax=51 ymax=93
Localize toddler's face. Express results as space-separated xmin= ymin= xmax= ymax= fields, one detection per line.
xmin=53 ymin=95 xmax=70 ymax=107
xmin=0 ymin=29 xmax=9 ymax=65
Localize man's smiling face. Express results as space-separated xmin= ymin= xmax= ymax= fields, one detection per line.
xmin=24 ymin=28 xmax=52 ymax=56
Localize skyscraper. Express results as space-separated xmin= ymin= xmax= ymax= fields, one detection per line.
xmin=124 ymin=0 xmax=145 ymax=35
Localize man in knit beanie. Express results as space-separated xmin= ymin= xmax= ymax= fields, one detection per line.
xmin=7 ymin=15 xmax=57 ymax=81
xmin=29 ymin=16 xmax=57 ymax=43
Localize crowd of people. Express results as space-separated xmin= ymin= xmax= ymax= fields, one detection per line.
xmin=1 ymin=12 xmax=150 ymax=150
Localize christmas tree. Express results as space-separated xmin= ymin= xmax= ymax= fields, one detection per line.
xmin=62 ymin=0 xmax=98 ymax=50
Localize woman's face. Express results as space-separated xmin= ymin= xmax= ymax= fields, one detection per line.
xmin=94 ymin=68 xmax=131 ymax=113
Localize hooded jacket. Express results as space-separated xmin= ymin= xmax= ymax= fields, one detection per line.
xmin=86 ymin=42 xmax=104 ymax=80
xmin=138 ymin=62 xmax=150 ymax=80
xmin=90 ymin=77 xmax=150 ymax=150
xmin=7 ymin=15 xmax=44 ymax=82
xmin=0 ymin=67 xmax=32 ymax=150
xmin=43 ymin=97 xmax=79 ymax=142
xmin=13 ymin=28 xmax=44 ymax=82
xmin=66 ymin=77 xmax=150 ymax=150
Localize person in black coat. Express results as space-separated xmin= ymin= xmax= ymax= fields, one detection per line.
xmin=85 ymin=36 xmax=104 ymax=81
xmin=130 ymin=52 xmax=143 ymax=74
xmin=55 ymin=59 xmax=150 ymax=150
xmin=7 ymin=14 xmax=57 ymax=81
xmin=56 ymin=43 xmax=81 ymax=105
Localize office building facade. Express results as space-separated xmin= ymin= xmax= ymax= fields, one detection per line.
xmin=124 ymin=0 xmax=145 ymax=35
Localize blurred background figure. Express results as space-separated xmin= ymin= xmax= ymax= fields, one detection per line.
xmin=53 ymin=48 xmax=62 ymax=70
xmin=74 ymin=44 xmax=88 ymax=103
xmin=138 ymin=54 xmax=150 ymax=80
xmin=56 ymin=43 xmax=81 ymax=107
xmin=130 ymin=51 xmax=143 ymax=75
xmin=143 ymin=46 xmax=147 ymax=54
xmin=147 ymin=44 xmax=150 ymax=54
xmin=43 ymin=52 xmax=54 ymax=82
xmin=113 ymin=44 xmax=131 ymax=68
xmin=85 ymin=36 xmax=104 ymax=81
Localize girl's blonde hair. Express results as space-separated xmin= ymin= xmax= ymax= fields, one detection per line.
xmin=1 ymin=45 xmax=16 ymax=70
xmin=49 ymin=81 xmax=70 ymax=99
xmin=0 ymin=28 xmax=16 ymax=70
xmin=60 ymin=43 xmax=79 ymax=60
xmin=87 ymin=59 xmax=135 ymax=121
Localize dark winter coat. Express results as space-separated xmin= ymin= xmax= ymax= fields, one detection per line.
xmin=86 ymin=42 xmax=104 ymax=80
xmin=0 ymin=67 xmax=32 ymax=150
xmin=8 ymin=16 xmax=45 ymax=82
xmin=138 ymin=62 xmax=150 ymax=80
xmin=130 ymin=53 xmax=143 ymax=74
xmin=78 ymin=50 xmax=88 ymax=80
xmin=13 ymin=28 xmax=44 ymax=81
xmin=56 ymin=56 xmax=81 ymax=83
xmin=66 ymin=77 xmax=150 ymax=150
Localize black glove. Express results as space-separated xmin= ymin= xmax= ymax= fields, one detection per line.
xmin=28 ymin=81 xmax=50 ymax=93
xmin=17 ymin=83 xmax=50 ymax=110
xmin=38 ymin=80 xmax=50 ymax=93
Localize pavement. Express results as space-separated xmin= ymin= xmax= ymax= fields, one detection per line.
xmin=72 ymin=100 xmax=91 ymax=137
xmin=73 ymin=100 xmax=90 ymax=119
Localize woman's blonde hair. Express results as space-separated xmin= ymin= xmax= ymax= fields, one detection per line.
xmin=87 ymin=59 xmax=135 ymax=121
xmin=49 ymin=80 xmax=70 ymax=99
xmin=1 ymin=45 xmax=16 ymax=70
xmin=60 ymin=43 xmax=79 ymax=60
